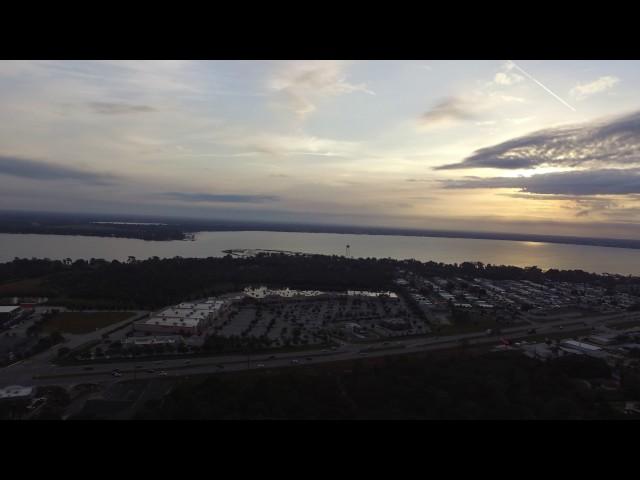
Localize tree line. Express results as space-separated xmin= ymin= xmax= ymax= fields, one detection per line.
xmin=1 ymin=255 xmax=638 ymax=310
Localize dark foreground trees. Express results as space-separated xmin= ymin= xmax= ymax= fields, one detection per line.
xmin=135 ymin=352 xmax=621 ymax=420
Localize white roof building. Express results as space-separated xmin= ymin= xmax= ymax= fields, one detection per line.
xmin=0 ymin=306 xmax=21 ymax=314
xmin=123 ymin=335 xmax=183 ymax=346
xmin=0 ymin=385 xmax=33 ymax=399
xmin=561 ymin=340 xmax=602 ymax=352
xmin=143 ymin=317 xmax=202 ymax=329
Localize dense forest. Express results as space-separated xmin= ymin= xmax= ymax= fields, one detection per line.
xmin=134 ymin=351 xmax=623 ymax=420
xmin=1 ymin=255 xmax=638 ymax=310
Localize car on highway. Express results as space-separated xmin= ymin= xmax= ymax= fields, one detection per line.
xmin=184 ymin=360 xmax=191 ymax=365
xmin=146 ymin=369 xmax=156 ymax=374
xmin=83 ymin=367 xmax=94 ymax=371
xmin=28 ymin=398 xmax=46 ymax=410
xmin=112 ymin=371 xmax=122 ymax=377
xmin=269 ymin=355 xmax=276 ymax=359
xmin=305 ymin=357 xmax=313 ymax=361
xmin=216 ymin=364 xmax=224 ymax=369
xmin=158 ymin=371 xmax=168 ymax=376
xmin=331 ymin=347 xmax=337 ymax=351
xmin=291 ymin=359 xmax=300 ymax=364
xmin=321 ymin=349 xmax=328 ymax=352
xmin=256 ymin=363 xmax=265 ymax=368
xmin=359 ymin=352 xmax=368 ymax=356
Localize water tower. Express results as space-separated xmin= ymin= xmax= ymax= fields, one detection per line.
xmin=345 ymin=244 xmax=350 ymax=258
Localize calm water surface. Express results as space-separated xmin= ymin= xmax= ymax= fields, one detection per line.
xmin=0 ymin=231 xmax=637 ymax=275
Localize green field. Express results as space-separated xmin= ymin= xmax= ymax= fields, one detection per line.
xmin=43 ymin=311 xmax=135 ymax=334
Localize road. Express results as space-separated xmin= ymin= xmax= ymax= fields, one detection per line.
xmin=2 ymin=309 xmax=637 ymax=390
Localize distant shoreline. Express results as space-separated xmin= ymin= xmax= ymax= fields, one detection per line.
xmin=0 ymin=226 xmax=639 ymax=252
xmin=0 ymin=210 xmax=639 ymax=251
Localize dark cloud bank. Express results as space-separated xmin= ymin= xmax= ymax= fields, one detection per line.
xmin=436 ymin=110 xmax=640 ymax=171
xmin=0 ymin=155 xmax=114 ymax=185
xmin=444 ymin=168 xmax=640 ymax=195
xmin=163 ymin=192 xmax=280 ymax=203
xmin=89 ymin=102 xmax=156 ymax=115
xmin=438 ymin=110 xmax=640 ymax=197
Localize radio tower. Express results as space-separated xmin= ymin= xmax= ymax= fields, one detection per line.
xmin=346 ymin=244 xmax=350 ymax=258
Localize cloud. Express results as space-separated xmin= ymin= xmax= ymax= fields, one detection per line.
xmin=219 ymin=132 xmax=359 ymax=158
xmin=419 ymin=90 xmax=526 ymax=130
xmin=88 ymin=102 xmax=156 ymax=115
xmin=570 ymin=76 xmax=619 ymax=99
xmin=434 ymin=110 xmax=640 ymax=170
xmin=163 ymin=192 xmax=280 ymax=203
xmin=419 ymin=97 xmax=478 ymax=128
xmin=442 ymin=168 xmax=640 ymax=195
xmin=475 ymin=120 xmax=497 ymax=126
xmin=268 ymin=61 xmax=374 ymax=118
xmin=492 ymin=62 xmax=524 ymax=86
xmin=0 ymin=155 xmax=115 ymax=185
xmin=500 ymin=192 xmax=619 ymax=217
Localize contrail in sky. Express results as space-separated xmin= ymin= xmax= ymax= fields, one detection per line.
xmin=509 ymin=60 xmax=576 ymax=112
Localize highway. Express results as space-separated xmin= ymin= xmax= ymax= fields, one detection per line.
xmin=2 ymin=309 xmax=637 ymax=389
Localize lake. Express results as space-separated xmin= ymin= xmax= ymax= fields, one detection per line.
xmin=0 ymin=231 xmax=637 ymax=275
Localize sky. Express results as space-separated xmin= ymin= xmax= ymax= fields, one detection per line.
xmin=1 ymin=60 xmax=640 ymax=239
